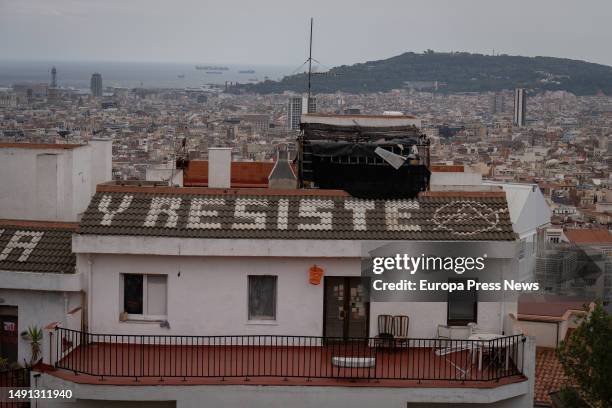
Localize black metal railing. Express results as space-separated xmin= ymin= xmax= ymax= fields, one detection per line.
xmin=54 ymin=328 xmax=525 ymax=383
xmin=0 ymin=368 xmax=30 ymax=408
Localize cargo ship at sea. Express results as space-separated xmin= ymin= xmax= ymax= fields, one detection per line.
xmin=238 ymin=69 xmax=256 ymax=74
xmin=195 ymin=65 xmax=229 ymax=71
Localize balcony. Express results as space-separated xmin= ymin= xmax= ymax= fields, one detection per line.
xmin=47 ymin=328 xmax=527 ymax=388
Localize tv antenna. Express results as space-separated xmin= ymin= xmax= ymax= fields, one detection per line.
xmin=291 ymin=18 xmax=319 ymax=109
xmin=307 ymin=17 xmax=314 ymax=104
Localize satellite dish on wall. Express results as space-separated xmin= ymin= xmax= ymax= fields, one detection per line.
xmin=374 ymin=147 xmax=407 ymax=170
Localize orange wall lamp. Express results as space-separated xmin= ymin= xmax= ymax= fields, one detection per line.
xmin=309 ymin=265 xmax=324 ymax=285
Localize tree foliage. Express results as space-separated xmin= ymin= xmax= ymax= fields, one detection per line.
xmin=557 ymin=302 xmax=612 ymax=408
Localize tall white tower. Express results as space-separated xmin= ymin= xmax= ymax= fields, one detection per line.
xmin=513 ymin=88 xmax=526 ymax=127
xmin=287 ymin=96 xmax=303 ymax=130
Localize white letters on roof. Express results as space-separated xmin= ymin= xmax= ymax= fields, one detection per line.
xmin=385 ymin=201 xmax=421 ymax=232
xmin=98 ymin=194 xmax=133 ymax=226
xmin=82 ymin=192 xmax=514 ymax=241
xmin=187 ymin=198 xmax=224 ymax=229
xmin=298 ymin=199 xmax=334 ymax=231
xmin=0 ymin=230 xmax=45 ymax=262
xmin=232 ymin=198 xmax=268 ymax=230
xmin=144 ymin=197 xmax=182 ymax=228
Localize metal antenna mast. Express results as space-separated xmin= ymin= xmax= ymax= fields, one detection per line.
xmin=307 ymin=17 xmax=313 ymax=111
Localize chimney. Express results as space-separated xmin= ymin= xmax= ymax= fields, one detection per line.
xmin=268 ymin=146 xmax=297 ymax=189
xmin=208 ymin=147 xmax=231 ymax=188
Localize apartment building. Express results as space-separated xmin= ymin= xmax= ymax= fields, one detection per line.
xmin=0 ymin=117 xmax=538 ymax=408
xmin=34 ymin=182 xmax=534 ymax=408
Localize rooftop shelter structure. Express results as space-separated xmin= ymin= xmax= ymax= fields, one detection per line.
xmin=298 ymin=114 xmax=430 ymax=198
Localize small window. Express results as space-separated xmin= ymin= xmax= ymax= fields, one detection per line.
xmin=122 ymin=274 xmax=167 ymax=320
xmin=447 ymin=278 xmax=477 ymax=326
xmin=248 ymin=275 xmax=277 ymax=320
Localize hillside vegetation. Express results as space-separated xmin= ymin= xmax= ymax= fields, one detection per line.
xmin=244 ymin=51 xmax=612 ymax=95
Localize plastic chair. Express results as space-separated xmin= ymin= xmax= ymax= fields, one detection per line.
xmin=375 ymin=314 xmax=394 ymax=348
xmin=392 ymin=315 xmax=409 ymax=346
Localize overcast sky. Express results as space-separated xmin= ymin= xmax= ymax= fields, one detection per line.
xmin=1 ymin=0 xmax=611 ymax=68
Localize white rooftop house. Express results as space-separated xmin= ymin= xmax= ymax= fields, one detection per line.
xmin=483 ymin=182 xmax=552 ymax=282
xmin=0 ymin=141 xmax=113 ymax=221
xmin=0 ymin=141 xmax=112 ymax=369
xmin=35 ymin=181 xmax=535 ymax=408
xmin=0 ymin=140 xmax=538 ymax=408
xmin=430 ymin=167 xmax=552 ymax=282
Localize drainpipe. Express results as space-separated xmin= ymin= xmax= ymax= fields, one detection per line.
xmin=87 ymin=254 xmax=93 ymax=332
xmin=500 ymin=261 xmax=505 ymax=334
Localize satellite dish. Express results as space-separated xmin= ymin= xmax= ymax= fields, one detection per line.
xmin=374 ymin=147 xmax=407 ymax=170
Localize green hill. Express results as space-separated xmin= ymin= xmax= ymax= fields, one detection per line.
xmin=243 ymin=51 xmax=612 ymax=95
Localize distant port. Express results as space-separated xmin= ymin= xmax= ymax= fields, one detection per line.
xmin=238 ymin=69 xmax=256 ymax=74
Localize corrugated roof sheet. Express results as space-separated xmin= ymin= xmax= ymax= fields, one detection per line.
xmin=0 ymin=220 xmax=77 ymax=273
xmin=78 ymin=190 xmax=516 ymax=241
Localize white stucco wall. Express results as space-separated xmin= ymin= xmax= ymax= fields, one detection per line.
xmin=0 ymin=148 xmax=71 ymax=220
xmin=0 ymin=288 xmax=81 ymax=364
xmin=88 ymin=139 xmax=113 ymax=192
xmin=0 ymin=143 xmax=112 ymax=222
xmin=145 ymin=168 xmax=184 ymax=187
xmin=85 ymin=252 xmax=517 ymax=339
xmin=87 ymin=254 xmax=361 ymax=336
xmin=370 ymin=300 xmax=516 ymax=339
xmin=430 ymin=172 xmax=483 ymax=190
xmin=71 ymin=147 xmax=94 ymax=221
xmin=517 ymin=320 xmax=562 ymax=348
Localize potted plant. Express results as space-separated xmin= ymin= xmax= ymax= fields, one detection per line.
xmin=22 ymin=326 xmax=43 ymax=366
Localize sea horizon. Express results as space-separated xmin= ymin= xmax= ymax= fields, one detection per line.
xmin=0 ymin=59 xmax=295 ymax=89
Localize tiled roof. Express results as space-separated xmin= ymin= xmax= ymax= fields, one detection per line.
xmin=430 ymin=165 xmax=465 ymax=173
xmin=535 ymin=347 xmax=568 ymax=406
xmin=0 ymin=220 xmax=77 ymax=274
xmin=519 ymin=295 xmax=591 ymax=318
xmin=78 ymin=188 xmax=516 ymax=241
xmin=564 ymin=228 xmax=612 ymax=244
xmin=183 ymin=161 xmax=275 ymax=187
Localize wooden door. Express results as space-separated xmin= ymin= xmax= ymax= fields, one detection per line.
xmin=324 ymin=277 xmax=369 ymax=339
